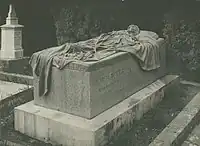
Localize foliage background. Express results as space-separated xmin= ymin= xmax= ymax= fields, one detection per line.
xmin=50 ymin=0 xmax=167 ymax=44
xmin=162 ymin=1 xmax=200 ymax=81
xmin=0 ymin=0 xmax=200 ymax=81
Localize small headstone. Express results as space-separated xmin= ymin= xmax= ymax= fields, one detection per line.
xmin=0 ymin=4 xmax=24 ymax=59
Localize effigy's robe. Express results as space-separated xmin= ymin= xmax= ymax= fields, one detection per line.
xmin=30 ymin=28 xmax=162 ymax=97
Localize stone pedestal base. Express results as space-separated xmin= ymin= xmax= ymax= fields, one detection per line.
xmin=14 ymin=49 xmax=24 ymax=59
xmin=14 ymin=75 xmax=179 ymax=146
xmin=0 ymin=57 xmax=30 ymax=75
xmin=0 ymin=49 xmax=24 ymax=60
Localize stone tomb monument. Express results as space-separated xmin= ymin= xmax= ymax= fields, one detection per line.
xmin=0 ymin=4 xmax=29 ymax=74
xmin=14 ymin=25 xmax=179 ymax=146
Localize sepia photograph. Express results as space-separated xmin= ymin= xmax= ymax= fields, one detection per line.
xmin=0 ymin=0 xmax=200 ymax=145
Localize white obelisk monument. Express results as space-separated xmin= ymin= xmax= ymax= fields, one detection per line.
xmin=0 ymin=4 xmax=24 ymax=59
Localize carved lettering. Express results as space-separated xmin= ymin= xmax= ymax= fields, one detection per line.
xmin=14 ymin=30 xmax=22 ymax=48
xmin=97 ymin=67 xmax=132 ymax=94
xmin=96 ymin=68 xmax=132 ymax=83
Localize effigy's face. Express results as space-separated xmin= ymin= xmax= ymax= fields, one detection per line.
xmin=127 ymin=25 xmax=140 ymax=36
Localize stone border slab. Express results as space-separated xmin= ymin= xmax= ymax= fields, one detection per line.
xmin=0 ymin=71 xmax=33 ymax=85
xmin=149 ymin=91 xmax=200 ymax=146
xmin=0 ymin=139 xmax=27 ymax=146
xmin=180 ymin=80 xmax=200 ymax=87
xmin=183 ymin=123 xmax=200 ymax=146
xmin=15 ymin=75 xmax=178 ymax=146
xmin=0 ymin=85 xmax=33 ymax=119
xmin=0 ymin=57 xmax=30 ymax=75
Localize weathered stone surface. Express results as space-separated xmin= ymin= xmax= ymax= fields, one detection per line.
xmin=15 ymin=75 xmax=178 ymax=146
xmin=0 ymin=81 xmax=33 ymax=118
xmin=181 ymin=109 xmax=200 ymax=146
xmin=34 ymin=40 xmax=166 ymax=119
xmin=0 ymin=71 xmax=33 ymax=85
xmin=0 ymin=26 xmax=24 ymax=59
xmin=182 ymin=141 xmax=198 ymax=146
xmin=0 ymin=81 xmax=28 ymax=100
xmin=0 ymin=57 xmax=30 ymax=75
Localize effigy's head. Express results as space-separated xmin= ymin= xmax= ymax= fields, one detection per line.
xmin=127 ymin=25 xmax=140 ymax=36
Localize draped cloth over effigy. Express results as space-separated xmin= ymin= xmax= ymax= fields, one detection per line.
xmin=30 ymin=25 xmax=162 ymax=96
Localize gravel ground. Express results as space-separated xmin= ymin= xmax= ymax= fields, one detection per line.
xmin=0 ymin=83 xmax=199 ymax=146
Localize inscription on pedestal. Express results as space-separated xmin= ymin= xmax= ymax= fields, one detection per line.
xmin=14 ymin=30 xmax=22 ymax=49
xmin=0 ymin=4 xmax=24 ymax=59
xmin=95 ymin=67 xmax=133 ymax=95
xmin=96 ymin=68 xmax=132 ymax=83
xmin=1 ymin=30 xmax=6 ymax=49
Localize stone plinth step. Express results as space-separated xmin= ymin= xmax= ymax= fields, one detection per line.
xmin=14 ymin=75 xmax=178 ymax=146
